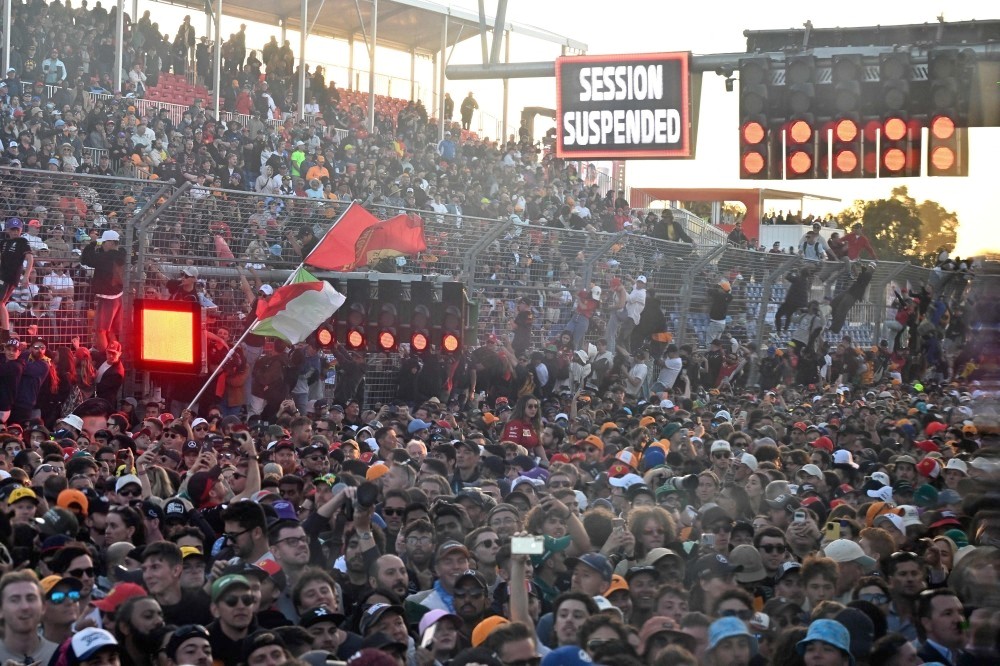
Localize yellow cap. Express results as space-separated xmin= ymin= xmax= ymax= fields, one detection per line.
xmin=8 ymin=487 xmax=38 ymax=505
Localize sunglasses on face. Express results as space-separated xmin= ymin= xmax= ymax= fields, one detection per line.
xmin=383 ymin=508 xmax=405 ymax=517
xmin=453 ymin=588 xmax=485 ymax=599
xmin=713 ymin=452 xmax=732 ymax=459
xmin=119 ymin=488 xmax=142 ymax=498
xmin=859 ymin=593 xmax=889 ymax=605
xmin=68 ymin=567 xmax=95 ymax=578
xmin=760 ymin=544 xmax=786 ymax=554
xmin=48 ymin=590 xmax=81 ymax=604
xmin=221 ymin=594 xmax=255 ymax=607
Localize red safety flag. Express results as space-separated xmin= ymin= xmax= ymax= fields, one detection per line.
xmin=304 ymin=202 xmax=382 ymax=271
xmin=348 ymin=213 xmax=427 ymax=270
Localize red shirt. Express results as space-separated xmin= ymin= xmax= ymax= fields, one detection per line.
xmin=502 ymin=418 xmax=540 ymax=450
xmin=842 ymin=232 xmax=878 ymax=260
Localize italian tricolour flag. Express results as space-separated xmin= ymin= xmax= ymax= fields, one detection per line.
xmin=251 ymin=267 xmax=346 ymax=343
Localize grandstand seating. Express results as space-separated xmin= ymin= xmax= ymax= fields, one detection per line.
xmin=145 ymin=72 xmax=211 ymax=107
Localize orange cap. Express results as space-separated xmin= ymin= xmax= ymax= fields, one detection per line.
xmin=471 ymin=616 xmax=510 ymax=647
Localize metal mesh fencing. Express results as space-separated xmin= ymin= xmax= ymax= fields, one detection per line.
xmin=1 ymin=167 xmax=940 ymax=407
xmin=0 ymin=165 xmax=172 ymax=347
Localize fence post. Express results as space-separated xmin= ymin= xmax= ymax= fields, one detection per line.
xmin=873 ymin=262 xmax=910 ymax=340
xmin=755 ymin=256 xmax=801 ymax=351
xmin=581 ymin=231 xmax=627 ymax=289
xmin=462 ymin=219 xmax=513 ymax=287
xmin=676 ymin=244 xmax=727 ymax=345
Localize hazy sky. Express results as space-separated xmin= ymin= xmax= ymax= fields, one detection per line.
xmin=150 ymin=0 xmax=998 ymax=255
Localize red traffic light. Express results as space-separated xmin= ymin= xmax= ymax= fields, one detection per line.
xmin=411 ymin=330 xmax=429 ymax=353
xmin=833 ymin=150 xmax=859 ymax=174
xmin=376 ymin=329 xmax=397 ymax=352
xmin=741 ymin=121 xmax=766 ymax=145
xmin=883 ymin=117 xmax=907 ymax=142
xmin=788 ymin=120 xmax=812 ymax=144
xmin=930 ymin=115 xmax=955 ymax=140
xmin=930 ymin=146 xmax=956 ymax=172
xmin=441 ymin=332 xmax=461 ymax=354
xmin=834 ymin=118 xmax=858 ymax=143
xmin=346 ymin=327 xmax=366 ymax=350
xmin=882 ymin=147 xmax=907 ymax=173
xmin=742 ymin=151 xmax=766 ymax=176
xmin=787 ymin=150 xmax=812 ymax=176
xmin=315 ymin=325 xmax=334 ymax=349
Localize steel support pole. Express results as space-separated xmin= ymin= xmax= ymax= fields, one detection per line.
xmin=488 ymin=0 xmax=507 ymax=65
xmin=501 ymin=30 xmax=509 ymax=140
xmin=298 ymin=0 xmax=308 ymax=119
xmin=367 ymin=0 xmax=377 ymax=133
xmin=114 ymin=0 xmax=124 ymax=91
xmin=132 ymin=0 xmax=138 ymax=25
xmin=677 ymin=245 xmax=726 ymax=345
xmin=348 ymin=37 xmax=354 ymax=89
xmin=431 ymin=51 xmax=438 ymax=118
xmin=212 ymin=0 xmax=222 ymax=114
xmin=409 ymin=49 xmax=416 ymax=100
xmin=3 ymin=0 xmax=11 ymax=75
xmin=438 ymin=13 xmax=447 ymax=141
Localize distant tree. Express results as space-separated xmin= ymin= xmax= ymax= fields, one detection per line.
xmin=836 ymin=186 xmax=957 ymax=265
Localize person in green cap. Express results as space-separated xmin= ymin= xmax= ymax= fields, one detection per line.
xmin=208 ymin=574 xmax=256 ymax=666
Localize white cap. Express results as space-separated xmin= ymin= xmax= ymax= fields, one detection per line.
xmin=71 ymin=628 xmax=118 ymax=662
xmin=259 ymin=284 xmax=275 ymax=296
xmin=99 ymin=229 xmax=120 ymax=243
xmin=511 ymin=476 xmax=546 ymax=492
xmin=898 ymin=505 xmax=922 ymax=527
xmin=822 ymin=539 xmax=876 ymax=570
xmin=874 ymin=513 xmax=904 ymax=532
xmin=591 ymin=285 xmax=602 ymax=301
xmin=191 ymin=417 xmax=208 ymax=428
xmin=115 ymin=475 xmax=142 ymax=493
xmin=832 ymin=450 xmax=859 ymax=469
xmin=58 ymin=414 xmax=85 ymax=432
xmin=871 ymin=471 xmax=891 ymax=487
xmin=739 ymin=453 xmax=758 ymax=471
xmin=714 ymin=410 xmax=732 ymax=422
xmin=944 ymin=459 xmax=968 ymax=475
xmin=554 ymin=413 xmax=569 ymax=422
xmin=797 ymin=464 xmax=823 ymax=479
xmin=659 ymin=399 xmax=675 ymax=409
xmin=608 ymin=473 xmax=645 ymax=489
xmin=635 ymin=275 xmax=647 ymax=283
xmin=710 ymin=440 xmax=732 ymax=454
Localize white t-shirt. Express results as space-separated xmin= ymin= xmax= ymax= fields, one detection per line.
xmin=626 ymin=362 xmax=649 ymax=397
xmin=657 ymin=356 xmax=683 ymax=389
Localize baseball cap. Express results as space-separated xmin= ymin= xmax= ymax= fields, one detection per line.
xmin=299 ymin=605 xmax=345 ymax=628
xmin=773 ymin=561 xmax=802 ymax=583
xmin=359 ymin=603 xmax=405 ymax=636
xmin=92 ymin=582 xmax=148 ymax=612
xmin=693 ymin=553 xmax=738 ymax=580
xmin=418 ymin=609 xmax=461 ymax=638
xmin=472 ymin=616 xmax=511 ymax=648
xmin=728 ymin=545 xmax=767 ymax=583
xmin=9 ymin=487 xmax=38 ymax=505
xmin=565 ymin=553 xmax=613 ymax=582
xmin=115 ymin=475 xmax=142 ymax=493
xmin=541 ymin=646 xmax=595 ymax=666
xmin=57 ymin=487 xmax=91 ymax=516
xmin=71 ymin=629 xmax=118 ymax=663
xmin=99 ymin=230 xmax=120 ymax=243
xmin=211 ymin=574 xmax=251 ymax=602
xmin=822 ymin=540 xmax=876 ymax=571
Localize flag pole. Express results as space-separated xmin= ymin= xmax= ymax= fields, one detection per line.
xmin=185 ymin=202 xmax=359 ymax=411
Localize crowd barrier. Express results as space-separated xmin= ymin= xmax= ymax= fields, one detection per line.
xmin=0 ymin=166 xmax=941 ymax=408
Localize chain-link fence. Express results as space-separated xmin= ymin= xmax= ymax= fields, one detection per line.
xmin=3 ymin=164 xmax=942 ymax=408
